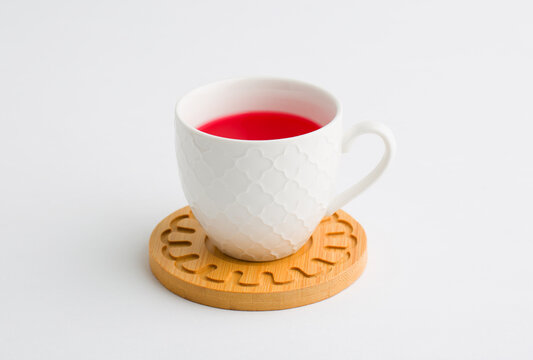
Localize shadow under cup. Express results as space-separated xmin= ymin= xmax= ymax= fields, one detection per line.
xmin=175 ymin=78 xmax=342 ymax=261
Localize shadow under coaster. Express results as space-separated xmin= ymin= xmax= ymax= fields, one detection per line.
xmin=149 ymin=206 xmax=367 ymax=311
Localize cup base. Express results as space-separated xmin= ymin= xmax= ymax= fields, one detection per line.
xmin=149 ymin=206 xmax=367 ymax=311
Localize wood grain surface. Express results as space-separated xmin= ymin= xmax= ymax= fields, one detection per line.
xmin=149 ymin=206 xmax=367 ymax=310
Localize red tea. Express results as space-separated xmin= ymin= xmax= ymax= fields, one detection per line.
xmin=197 ymin=111 xmax=321 ymax=140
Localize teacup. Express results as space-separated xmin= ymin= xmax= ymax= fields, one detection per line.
xmin=175 ymin=77 xmax=395 ymax=261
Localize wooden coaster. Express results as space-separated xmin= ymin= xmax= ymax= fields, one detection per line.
xmin=149 ymin=206 xmax=367 ymax=311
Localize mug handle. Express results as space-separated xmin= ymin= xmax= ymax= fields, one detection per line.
xmin=326 ymin=121 xmax=396 ymax=215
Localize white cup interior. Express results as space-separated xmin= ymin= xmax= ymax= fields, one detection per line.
xmin=177 ymin=78 xmax=339 ymax=129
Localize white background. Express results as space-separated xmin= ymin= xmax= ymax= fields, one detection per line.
xmin=1 ymin=0 xmax=532 ymax=359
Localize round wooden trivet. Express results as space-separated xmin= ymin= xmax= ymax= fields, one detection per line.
xmin=149 ymin=206 xmax=367 ymax=311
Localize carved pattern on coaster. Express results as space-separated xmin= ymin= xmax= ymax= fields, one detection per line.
xmin=155 ymin=207 xmax=361 ymax=288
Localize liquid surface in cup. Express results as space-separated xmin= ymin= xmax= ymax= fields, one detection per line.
xmin=197 ymin=111 xmax=321 ymax=140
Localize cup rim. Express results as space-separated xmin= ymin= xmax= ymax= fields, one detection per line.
xmin=175 ymin=76 xmax=342 ymax=143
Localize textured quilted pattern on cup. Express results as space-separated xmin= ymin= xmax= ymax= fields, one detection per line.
xmin=175 ymin=121 xmax=342 ymax=261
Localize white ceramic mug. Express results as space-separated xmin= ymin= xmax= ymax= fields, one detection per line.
xmin=175 ymin=77 xmax=395 ymax=261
